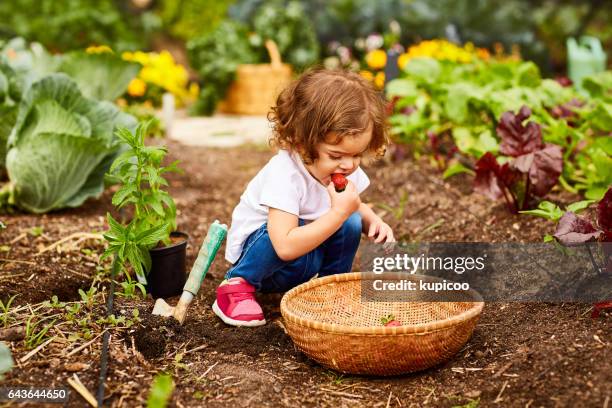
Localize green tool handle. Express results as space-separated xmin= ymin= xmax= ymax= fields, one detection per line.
xmin=183 ymin=220 xmax=227 ymax=295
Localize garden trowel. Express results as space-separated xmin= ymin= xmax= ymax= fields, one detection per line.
xmin=152 ymin=220 xmax=227 ymax=324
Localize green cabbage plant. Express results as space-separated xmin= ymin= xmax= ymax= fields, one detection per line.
xmin=4 ymin=73 xmax=136 ymax=213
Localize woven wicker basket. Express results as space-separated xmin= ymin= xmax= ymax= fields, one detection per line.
xmin=280 ymin=272 xmax=484 ymax=376
xmin=218 ymin=40 xmax=292 ymax=115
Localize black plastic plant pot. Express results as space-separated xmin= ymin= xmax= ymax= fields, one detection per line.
xmin=146 ymin=231 xmax=189 ymax=299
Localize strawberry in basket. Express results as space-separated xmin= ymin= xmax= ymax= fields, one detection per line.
xmin=381 ymin=314 xmax=402 ymax=327
xmin=331 ymin=173 xmax=348 ymax=192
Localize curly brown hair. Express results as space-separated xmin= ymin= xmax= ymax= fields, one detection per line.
xmin=268 ymin=68 xmax=388 ymax=165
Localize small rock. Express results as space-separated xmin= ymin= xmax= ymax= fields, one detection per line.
xmin=475 ymin=350 xmax=485 ymax=358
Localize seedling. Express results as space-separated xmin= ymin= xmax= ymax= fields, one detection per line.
xmin=28 ymin=226 xmax=44 ymax=237
xmin=115 ymin=272 xmax=146 ymax=299
xmin=375 ymin=190 xmax=409 ymax=221
xmin=24 ymin=316 xmax=56 ymax=350
xmin=42 ymin=295 xmax=66 ymax=310
xmin=0 ymin=294 xmax=18 ymax=327
xmin=78 ymin=287 xmax=98 ymax=309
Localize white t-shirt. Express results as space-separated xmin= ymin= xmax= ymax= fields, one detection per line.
xmin=225 ymin=149 xmax=370 ymax=264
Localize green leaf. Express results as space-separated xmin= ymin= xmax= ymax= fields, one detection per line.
xmin=519 ymin=201 xmax=563 ymax=221
xmin=58 ymin=52 xmax=140 ymax=101
xmin=126 ymin=245 xmax=146 ymax=281
xmin=453 ymin=127 xmax=498 ymax=158
xmin=135 ymin=223 xmax=170 ymax=247
xmin=516 ymin=61 xmax=541 ymax=88
xmin=0 ymin=342 xmax=13 ymax=380
xmin=106 ymin=213 xmax=126 ymax=239
xmin=443 ymin=162 xmax=475 ymax=179
xmin=385 ymin=79 xmax=419 ymax=99
xmin=147 ymin=373 xmax=174 ymax=408
xmin=112 ymin=184 xmax=138 ymax=207
xmin=404 ymin=58 xmax=441 ymax=84
xmin=566 ymin=200 xmax=595 ymax=213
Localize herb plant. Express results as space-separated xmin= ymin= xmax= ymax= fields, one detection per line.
xmin=102 ymin=121 xmax=181 ymax=283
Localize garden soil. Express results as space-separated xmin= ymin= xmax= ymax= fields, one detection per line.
xmin=1 ymin=140 xmax=609 ymax=407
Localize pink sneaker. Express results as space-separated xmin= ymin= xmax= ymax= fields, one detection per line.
xmin=212 ymin=277 xmax=266 ymax=327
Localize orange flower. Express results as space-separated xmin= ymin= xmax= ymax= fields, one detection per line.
xmin=360 ymin=70 xmax=374 ymax=81
xmin=374 ymin=71 xmax=385 ymax=89
xmin=365 ymin=50 xmax=387 ymax=70
xmin=127 ymin=78 xmax=146 ymax=97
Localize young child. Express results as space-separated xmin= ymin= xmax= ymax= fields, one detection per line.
xmin=213 ymin=68 xmax=395 ymax=327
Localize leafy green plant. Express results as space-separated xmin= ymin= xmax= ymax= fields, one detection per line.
xmin=249 ymin=0 xmax=319 ymax=69
xmin=187 ymin=21 xmax=258 ymax=115
xmin=2 ymin=74 xmax=136 ymax=213
xmin=188 ymin=1 xmax=319 ymax=115
xmin=58 ymin=51 xmax=140 ymax=101
xmin=102 ymin=121 xmax=181 ymax=282
xmin=387 ymin=58 xmax=611 ymax=201
xmin=0 ymin=0 xmax=154 ymax=52
xmin=520 ymin=199 xmax=594 ymax=221
xmin=146 ymin=373 xmax=174 ymax=408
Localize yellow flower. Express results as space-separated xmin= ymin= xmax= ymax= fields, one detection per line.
xmin=374 ymin=71 xmax=385 ymax=89
xmin=365 ymin=50 xmax=387 ymax=70
xmin=360 ymin=70 xmax=374 ymax=81
xmin=397 ymin=53 xmax=411 ymax=70
xmin=86 ymin=45 xmax=112 ymax=54
xmin=127 ymin=78 xmax=146 ymax=97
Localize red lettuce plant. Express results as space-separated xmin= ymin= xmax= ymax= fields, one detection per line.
xmin=474 ymin=106 xmax=563 ymax=213
xmin=554 ymin=187 xmax=612 ymax=245
xmin=552 ymin=187 xmax=612 ymax=317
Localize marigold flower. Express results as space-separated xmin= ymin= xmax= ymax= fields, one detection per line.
xmin=374 ymin=71 xmax=385 ymax=89
xmin=127 ymin=78 xmax=146 ymax=97
xmin=360 ymin=70 xmax=374 ymax=81
xmin=397 ymin=53 xmax=411 ymax=70
xmin=365 ymin=50 xmax=387 ymax=70
xmin=86 ymin=45 xmax=112 ymax=54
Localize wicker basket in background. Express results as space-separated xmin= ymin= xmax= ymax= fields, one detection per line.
xmin=280 ymin=272 xmax=484 ymax=376
xmin=218 ymin=40 xmax=292 ymax=115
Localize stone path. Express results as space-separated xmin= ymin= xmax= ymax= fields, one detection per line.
xmin=167 ymin=114 xmax=272 ymax=147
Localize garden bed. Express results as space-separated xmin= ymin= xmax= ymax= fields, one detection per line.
xmin=1 ymin=141 xmax=609 ymax=407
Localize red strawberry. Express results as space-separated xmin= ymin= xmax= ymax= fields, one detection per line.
xmin=381 ymin=314 xmax=402 ymax=327
xmin=331 ymin=173 xmax=348 ymax=192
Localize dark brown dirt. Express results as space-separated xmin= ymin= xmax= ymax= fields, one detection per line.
xmin=0 ymin=139 xmax=609 ymax=407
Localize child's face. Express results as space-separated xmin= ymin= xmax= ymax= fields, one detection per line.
xmin=304 ymin=125 xmax=372 ymax=186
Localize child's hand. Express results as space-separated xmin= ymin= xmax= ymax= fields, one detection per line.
xmin=327 ymin=180 xmax=361 ymax=218
xmin=367 ymin=217 xmax=395 ymax=243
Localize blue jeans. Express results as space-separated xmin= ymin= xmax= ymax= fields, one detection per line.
xmin=226 ymin=212 xmax=362 ymax=292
